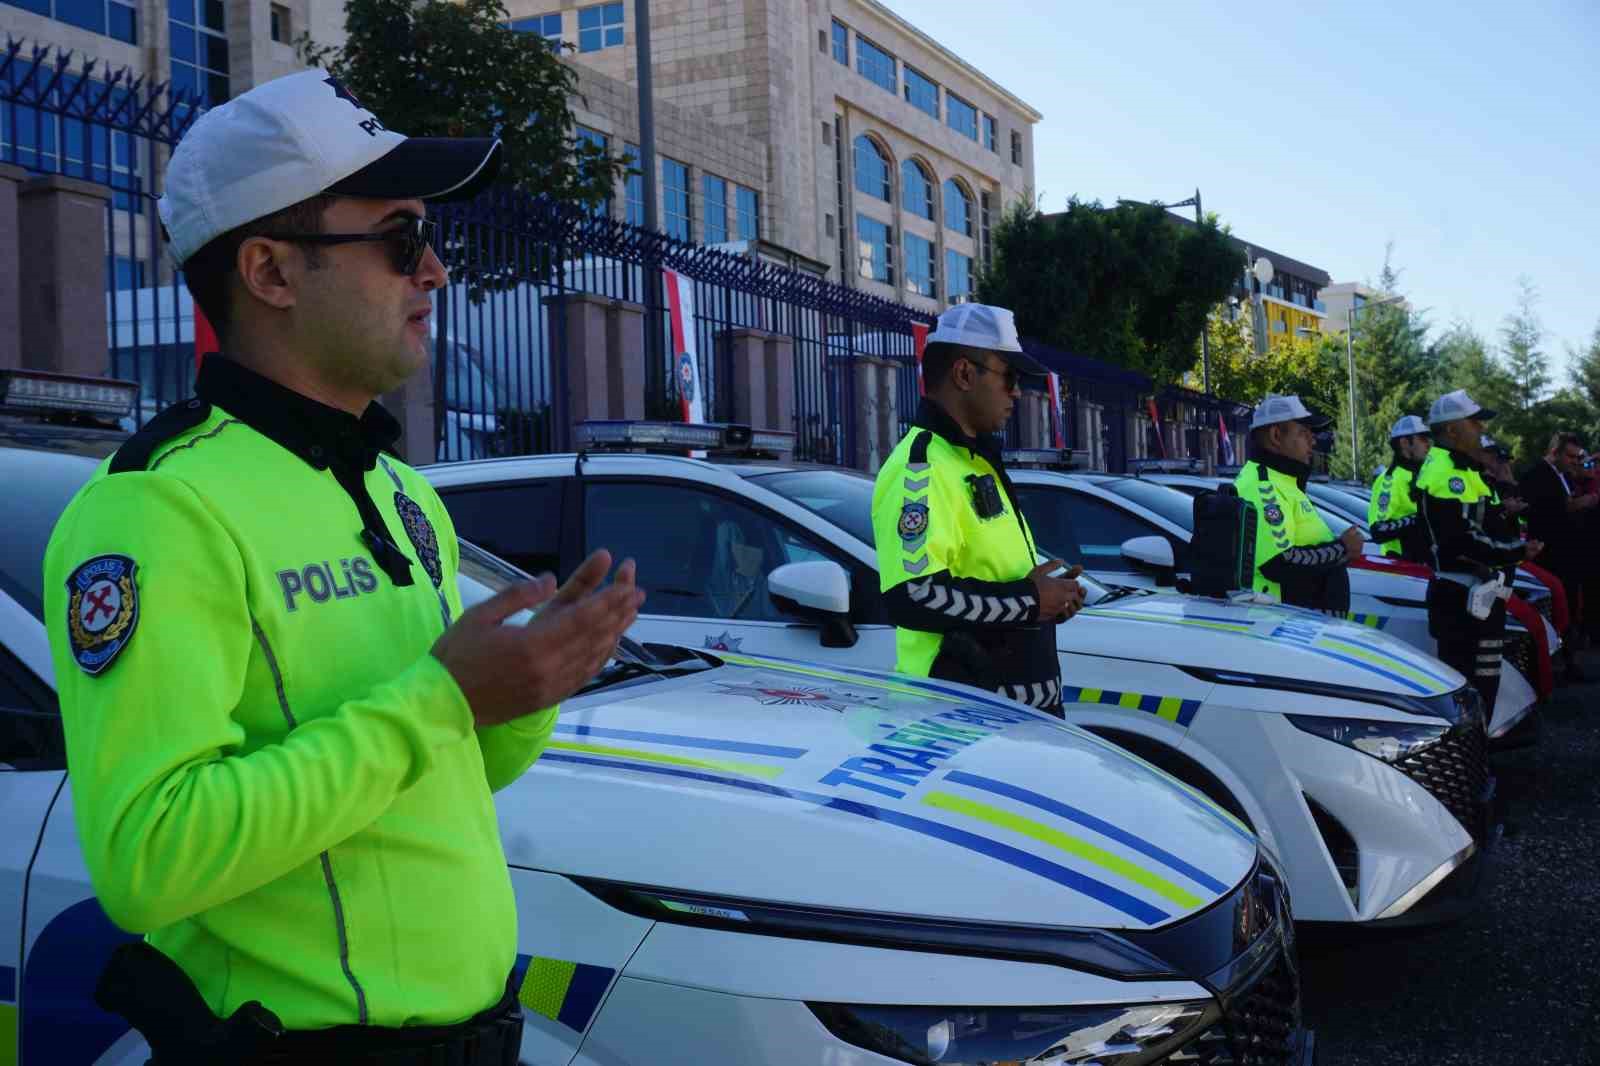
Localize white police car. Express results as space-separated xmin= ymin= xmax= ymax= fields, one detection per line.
xmin=0 ymin=375 xmax=1307 ymax=1065
xmin=419 ymin=423 xmax=1499 ymax=933
xmin=1117 ymin=470 xmax=1548 ymax=743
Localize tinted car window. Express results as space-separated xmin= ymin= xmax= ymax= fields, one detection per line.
xmin=750 ymin=469 xmax=877 ymax=547
xmin=438 ymin=480 xmax=563 ymax=577
xmin=1099 ymin=479 xmax=1200 ymax=532
xmin=1012 ymin=486 xmax=1160 ymax=573
xmin=0 ymin=643 xmax=63 ymax=770
xmin=4 ymin=448 xmax=103 ymax=621
xmin=585 ymin=481 xmax=834 ymax=621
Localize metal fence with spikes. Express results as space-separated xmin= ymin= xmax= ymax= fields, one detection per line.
xmin=2 ymin=40 xmax=202 ymax=412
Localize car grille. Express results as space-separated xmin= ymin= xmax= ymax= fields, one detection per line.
xmin=1505 ymin=629 xmax=1536 ymax=678
xmin=1166 ymin=951 xmax=1302 ymax=1064
xmin=1393 ymin=721 xmax=1489 ymax=843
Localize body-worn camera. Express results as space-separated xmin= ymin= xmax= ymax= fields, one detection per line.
xmin=966 ymin=473 xmax=1006 ymax=519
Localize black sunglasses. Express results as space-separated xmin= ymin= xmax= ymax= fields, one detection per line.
xmin=969 ymin=358 xmax=1020 ymax=390
xmin=268 ymin=216 xmax=438 ymax=276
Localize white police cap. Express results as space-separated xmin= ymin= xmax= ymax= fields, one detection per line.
xmin=1250 ymin=394 xmax=1333 ymax=431
xmin=159 ymin=69 xmax=502 ymax=265
xmin=1428 ymin=389 xmax=1497 ymax=427
xmin=925 ymin=303 xmax=1049 ymax=378
xmin=1389 ymin=415 xmax=1430 ymax=439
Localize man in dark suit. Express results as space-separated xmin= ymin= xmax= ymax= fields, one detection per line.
xmin=1519 ymin=432 xmax=1597 ymax=677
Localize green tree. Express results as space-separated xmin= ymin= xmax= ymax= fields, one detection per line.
xmin=1566 ymin=319 xmax=1600 ymax=442
xmin=299 ymin=0 xmax=621 ymax=209
xmin=1349 ymin=260 xmax=1431 ymax=417
xmin=977 ymin=198 xmax=1238 ymax=384
xmin=1501 ymin=277 xmax=1550 ymax=413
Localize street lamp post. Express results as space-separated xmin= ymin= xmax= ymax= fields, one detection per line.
xmin=1344 ymin=295 xmax=1406 ymax=477
xmin=1118 ymin=188 xmax=1208 ymax=393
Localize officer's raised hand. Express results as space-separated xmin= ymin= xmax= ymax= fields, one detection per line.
xmin=433 ymin=550 xmax=646 ymax=726
xmin=1338 ymin=526 xmax=1366 ymax=562
xmin=1029 ymin=558 xmax=1086 ymax=622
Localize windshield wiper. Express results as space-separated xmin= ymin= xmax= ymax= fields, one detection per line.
xmin=575 ymin=644 xmax=716 ymax=696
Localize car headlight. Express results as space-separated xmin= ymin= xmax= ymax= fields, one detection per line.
xmin=1287 ymin=715 xmax=1448 ymax=763
xmin=807 ymin=1000 xmax=1216 ymax=1065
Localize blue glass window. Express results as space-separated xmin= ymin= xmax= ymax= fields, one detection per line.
xmin=831 ymin=19 xmax=848 ymax=65
xmin=169 ymin=0 xmax=227 ymax=107
xmin=702 ymin=175 xmax=728 ymax=243
xmin=982 ymin=113 xmax=996 ymax=152
xmin=575 ymin=126 xmax=611 ymax=217
xmin=663 ymin=157 xmax=691 ymax=240
xmin=15 ymin=0 xmax=137 ymax=42
xmin=856 ymin=35 xmax=896 ymax=94
xmin=903 ymin=66 xmax=938 ymax=119
xmin=736 ymin=186 xmax=759 ymax=241
xmin=579 ymin=2 xmax=624 ymax=53
xmin=946 ymin=250 xmax=972 ymax=302
xmin=853 ymin=134 xmax=890 ymax=202
xmin=511 ymin=12 xmax=562 ymax=46
xmin=901 ymin=159 xmax=933 ymax=220
xmin=623 ymin=142 xmax=643 ymax=226
xmin=947 ymin=93 xmax=978 ymax=140
xmin=904 ymin=233 xmax=935 ymax=297
xmin=856 ymin=214 xmax=892 ymax=284
xmin=943 ymin=178 xmax=972 ymax=236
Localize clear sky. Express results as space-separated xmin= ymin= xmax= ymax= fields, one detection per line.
xmin=878 ymin=0 xmax=1599 ymax=377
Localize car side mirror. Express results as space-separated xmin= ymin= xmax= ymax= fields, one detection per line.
xmin=1122 ymin=535 xmax=1176 ymax=582
xmin=769 ymin=561 xmax=858 ymax=648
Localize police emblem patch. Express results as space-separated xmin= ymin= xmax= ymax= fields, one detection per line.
xmin=393 ymin=492 xmax=443 ymax=588
xmin=898 ymin=501 xmax=930 ymax=542
xmin=1378 ymin=492 xmax=1391 ymax=511
xmin=1263 ymin=503 xmax=1285 ymax=526
xmin=678 ymin=352 xmax=696 ymax=405
xmin=1448 ymin=477 xmax=1466 ymax=494
xmin=65 ymin=554 xmax=139 ymax=675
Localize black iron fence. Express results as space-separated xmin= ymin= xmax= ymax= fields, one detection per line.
xmin=4 ymin=39 xmax=1255 ymax=474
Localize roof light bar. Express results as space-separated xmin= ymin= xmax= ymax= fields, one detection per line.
xmin=1130 ymin=456 xmax=1203 ymax=474
xmin=1001 ymin=447 xmax=1090 ymax=470
xmin=0 ymin=369 xmax=138 ymax=419
xmin=574 ymin=420 xmax=796 ymax=456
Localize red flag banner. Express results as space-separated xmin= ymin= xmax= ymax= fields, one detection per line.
xmin=1046 ymin=372 xmax=1066 ymax=448
xmin=1218 ymin=411 xmax=1236 ymax=466
xmin=1146 ymin=397 xmax=1166 ymax=458
xmin=194 ymin=303 xmax=219 ymax=373
xmin=911 ymin=322 xmax=930 ymax=397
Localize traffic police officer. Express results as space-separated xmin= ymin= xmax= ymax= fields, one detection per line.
xmin=1368 ymin=414 xmax=1432 ymax=560
xmin=1233 ymin=395 xmax=1363 ymax=611
xmin=872 ymin=304 xmax=1084 ymax=715
xmin=1415 ymin=390 xmax=1542 ymax=710
xmin=43 ymin=71 xmax=644 ymax=1064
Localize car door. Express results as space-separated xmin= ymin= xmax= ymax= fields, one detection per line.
xmin=579 ymin=478 xmax=896 ymax=668
xmin=1011 ymin=484 xmax=1173 ymax=586
xmin=433 ymin=477 xmax=570 ymax=580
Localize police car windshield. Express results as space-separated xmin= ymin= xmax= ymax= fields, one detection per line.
xmin=750 ymin=469 xmax=877 ymax=546
xmin=1099 ymin=479 xmax=1200 ymax=531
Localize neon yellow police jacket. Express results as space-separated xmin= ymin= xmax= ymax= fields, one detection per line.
xmin=43 ymin=357 xmax=555 ymax=1031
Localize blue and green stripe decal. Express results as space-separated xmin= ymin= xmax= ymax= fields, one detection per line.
xmin=1344 ymin=612 xmax=1389 ymax=629
xmin=1 ymin=964 xmax=15 ymax=1066
xmin=542 ymin=753 xmax=1190 ymax=925
xmin=1059 ymin=685 xmax=1200 ymax=727
xmin=553 ymin=724 xmax=806 ymax=759
xmin=514 ymin=954 xmax=614 ymax=1033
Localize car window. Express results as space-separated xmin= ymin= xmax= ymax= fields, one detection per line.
xmin=0 ymin=643 xmax=63 ymax=771
xmin=438 ymin=480 xmax=563 ymax=577
xmin=1099 ymin=479 xmax=1198 ymax=532
xmin=584 ymin=481 xmax=835 ymax=622
xmin=4 ymin=448 xmax=103 ymax=621
xmin=1012 ymin=486 xmax=1159 ymax=573
xmin=749 ymin=469 xmax=877 ymax=547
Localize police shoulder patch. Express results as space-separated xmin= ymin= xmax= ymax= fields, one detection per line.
xmin=1263 ymin=503 xmax=1285 ymax=526
xmin=1378 ymin=492 xmax=1391 ymax=510
xmin=898 ymin=500 xmax=930 ymax=542
xmin=65 ymin=554 xmax=139 ymax=675
xmin=394 ymin=491 xmax=443 ymax=588
xmin=1448 ymin=476 xmax=1466 ymax=494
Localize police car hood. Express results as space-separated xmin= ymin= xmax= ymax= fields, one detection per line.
xmin=1069 ymin=590 xmax=1465 ymax=698
xmin=496 ymin=654 xmax=1255 ymax=932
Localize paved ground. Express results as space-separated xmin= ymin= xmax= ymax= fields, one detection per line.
xmin=1299 ymin=648 xmax=1600 ymax=1064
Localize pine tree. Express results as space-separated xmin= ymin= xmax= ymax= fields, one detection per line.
xmin=1501 ymin=277 xmax=1550 ymax=412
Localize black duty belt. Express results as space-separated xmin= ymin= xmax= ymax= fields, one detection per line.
xmin=254 ymin=981 xmax=524 ymax=1066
